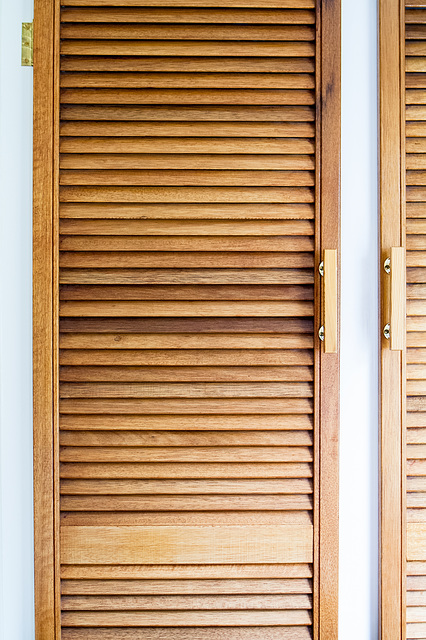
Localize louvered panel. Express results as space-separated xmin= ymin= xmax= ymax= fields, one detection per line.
xmin=58 ymin=2 xmax=317 ymax=638
xmin=407 ymin=6 xmax=426 ymax=638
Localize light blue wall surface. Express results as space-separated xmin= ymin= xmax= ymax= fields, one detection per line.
xmin=340 ymin=1 xmax=379 ymax=638
xmin=0 ymin=0 xmax=34 ymax=638
xmin=0 ymin=0 xmax=379 ymax=637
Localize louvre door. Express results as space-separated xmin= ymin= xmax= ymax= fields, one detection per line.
xmin=381 ymin=1 xmax=426 ymax=638
xmin=33 ymin=1 xmax=340 ymax=639
xmin=406 ymin=6 xmax=426 ymax=637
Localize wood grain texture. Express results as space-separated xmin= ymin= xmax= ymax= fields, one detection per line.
xmin=323 ymin=249 xmax=337 ymax=353
xmin=58 ymin=317 xmax=314 ymax=333
xmin=379 ymin=1 xmax=406 ymax=638
xmin=401 ymin=1 xmax=426 ymax=636
xmin=60 ymin=104 xmax=315 ymax=120
xmin=59 ymin=169 xmax=314 ymax=187
xmin=59 ymin=563 xmax=313 ymax=579
xmin=58 ymin=202 xmax=316 ymax=219
xmin=58 ymin=429 xmax=313 ymax=445
xmin=60 ymin=0 xmax=315 ymax=5
xmin=60 ymin=8 xmax=316 ymax=23
xmin=59 ymin=73 xmax=315 ymax=91
xmin=61 ymin=610 xmax=312 ymax=626
xmin=60 ymin=513 xmax=313 ymax=527
xmin=60 ymin=41 xmax=315 ymax=57
xmin=61 ymin=57 xmax=316 ymax=72
xmin=60 ymin=594 xmax=312 ymax=609
xmin=59 ymin=494 xmax=313 ymax=512
xmin=59 ymin=462 xmax=313 ymax=480
xmin=60 ymin=578 xmax=313 ymax=594
xmin=34 ymin=1 xmax=339 ymax=637
xmin=60 ymin=478 xmax=313 ymax=495
xmin=58 ymin=414 xmax=313 ymax=429
xmin=59 ymin=156 xmax=315 ymax=172
xmin=60 ymin=23 xmax=315 ymax=41
xmin=316 ymin=1 xmax=340 ymax=638
xmin=59 ymin=218 xmax=315 ymax=238
xmin=58 ymin=284 xmax=314 ymax=300
xmin=61 ymin=526 xmax=313 ymax=565
xmin=391 ymin=246 xmax=406 ymax=350
xmin=60 ymin=630 xmax=312 ymax=640
xmin=59 ymin=301 xmax=314 ymax=318
xmin=59 ymin=137 xmax=315 ymax=154
xmin=33 ymin=1 xmax=57 ymax=639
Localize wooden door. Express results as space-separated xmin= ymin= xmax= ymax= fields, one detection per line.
xmin=379 ymin=1 xmax=426 ymax=638
xmin=33 ymin=1 xmax=340 ymax=638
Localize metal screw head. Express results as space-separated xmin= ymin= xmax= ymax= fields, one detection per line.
xmin=319 ymin=261 xmax=324 ymax=277
xmin=383 ymin=323 xmax=390 ymax=340
xmin=384 ymin=258 xmax=391 ymax=274
xmin=319 ymin=326 xmax=325 ymax=342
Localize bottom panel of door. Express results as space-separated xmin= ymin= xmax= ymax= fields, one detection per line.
xmin=60 ymin=526 xmax=313 ymax=638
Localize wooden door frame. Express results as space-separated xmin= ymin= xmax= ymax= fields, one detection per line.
xmin=32 ymin=1 xmax=341 ymax=638
xmin=379 ymin=0 xmax=406 ymax=638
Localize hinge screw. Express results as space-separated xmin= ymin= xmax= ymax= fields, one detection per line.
xmin=319 ymin=326 xmax=325 ymax=342
xmin=383 ymin=323 xmax=390 ymax=340
xmin=319 ymin=261 xmax=324 ymax=277
xmin=384 ymin=258 xmax=391 ymax=274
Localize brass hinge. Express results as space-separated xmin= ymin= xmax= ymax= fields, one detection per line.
xmin=21 ymin=22 xmax=33 ymax=67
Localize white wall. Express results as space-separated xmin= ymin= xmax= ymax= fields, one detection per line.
xmin=340 ymin=0 xmax=379 ymax=638
xmin=0 ymin=0 xmax=34 ymax=639
xmin=0 ymin=0 xmax=379 ymax=637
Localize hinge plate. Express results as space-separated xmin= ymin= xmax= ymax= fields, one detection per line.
xmin=21 ymin=22 xmax=33 ymax=67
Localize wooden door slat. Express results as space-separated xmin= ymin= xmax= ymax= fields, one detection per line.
xmin=60 ymin=577 xmax=313 ymax=595
xmin=60 ymin=525 xmax=314 ymax=565
xmin=59 ymin=170 xmax=315 ymax=187
xmin=60 ymin=593 xmax=312 ymax=610
xmin=59 ymin=333 xmax=313 ymax=349
xmin=61 ymin=57 xmax=316 ymax=73
xmin=59 ymin=237 xmax=315 ymax=253
xmin=60 ymin=24 xmax=315 ymax=41
xmin=60 ymin=8 xmax=315 ymax=24
xmin=58 ymin=284 xmax=314 ymax=300
xmin=59 ymin=137 xmax=315 ymax=154
xmin=60 ymin=629 xmax=312 ymax=640
xmin=60 ymin=73 xmax=315 ymax=90
xmin=60 ymin=155 xmax=315 ymax=172
xmin=58 ymin=414 xmax=313 ymax=430
xmin=60 ymin=0 xmax=316 ymax=6
xmin=61 ymin=41 xmax=316 ymax=58
xmin=60 ymin=104 xmax=315 ymax=121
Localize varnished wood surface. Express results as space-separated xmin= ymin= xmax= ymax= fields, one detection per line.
xmin=379 ymin=1 xmax=406 ymax=638
xmin=315 ymin=1 xmax=340 ymax=638
xmin=61 ymin=525 xmax=313 ymax=564
xmin=323 ymin=249 xmax=337 ymax=353
xmin=59 ymin=1 xmax=316 ymax=636
xmin=33 ymin=1 xmax=57 ymax=639
xmin=33 ymin=0 xmax=340 ymax=638
xmin=60 ymin=630 xmax=313 ymax=640
xmin=391 ymin=246 xmax=407 ymax=350
xmin=61 ymin=8 xmax=315 ymax=23
xmin=404 ymin=3 xmax=426 ymax=638
xmin=60 ymin=564 xmax=314 ymax=579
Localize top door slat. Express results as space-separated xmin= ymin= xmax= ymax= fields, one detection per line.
xmin=61 ymin=8 xmax=315 ymax=23
xmin=61 ymin=0 xmax=315 ymax=8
